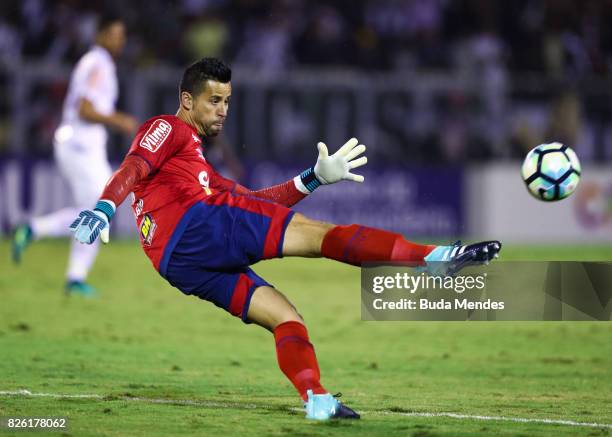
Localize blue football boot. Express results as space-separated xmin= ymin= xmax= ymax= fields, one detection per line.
xmin=424 ymin=240 xmax=501 ymax=276
xmin=305 ymin=390 xmax=360 ymax=420
xmin=65 ymin=280 xmax=98 ymax=297
xmin=12 ymin=224 xmax=33 ymax=264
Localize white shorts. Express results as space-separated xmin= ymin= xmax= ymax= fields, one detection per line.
xmin=54 ymin=140 xmax=112 ymax=207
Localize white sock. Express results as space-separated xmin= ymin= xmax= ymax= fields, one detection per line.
xmin=30 ymin=207 xmax=82 ymax=238
xmin=66 ymin=237 xmax=100 ymax=282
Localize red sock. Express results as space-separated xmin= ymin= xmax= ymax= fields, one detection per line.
xmin=321 ymin=224 xmax=436 ymax=266
xmin=274 ymin=321 xmax=327 ymax=401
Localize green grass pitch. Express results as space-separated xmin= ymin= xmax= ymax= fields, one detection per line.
xmin=1 ymin=239 xmax=611 ymax=436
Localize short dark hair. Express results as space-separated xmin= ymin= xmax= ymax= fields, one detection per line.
xmin=97 ymin=12 xmax=123 ymax=33
xmin=180 ymin=58 xmax=232 ymax=97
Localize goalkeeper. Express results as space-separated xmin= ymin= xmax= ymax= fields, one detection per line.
xmin=71 ymin=58 xmax=501 ymax=420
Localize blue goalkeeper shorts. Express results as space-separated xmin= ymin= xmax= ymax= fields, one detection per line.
xmin=161 ymin=193 xmax=295 ymax=322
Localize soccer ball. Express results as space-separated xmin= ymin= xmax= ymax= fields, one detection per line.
xmin=521 ymin=142 xmax=581 ymax=201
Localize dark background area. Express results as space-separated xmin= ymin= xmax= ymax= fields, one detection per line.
xmin=1 ymin=0 xmax=612 ymax=164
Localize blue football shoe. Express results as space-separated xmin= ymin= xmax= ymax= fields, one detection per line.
xmin=65 ymin=280 xmax=98 ymax=297
xmin=305 ymin=390 xmax=360 ymax=420
xmin=424 ymin=240 xmax=501 ymax=276
xmin=12 ymin=224 xmax=33 ymax=264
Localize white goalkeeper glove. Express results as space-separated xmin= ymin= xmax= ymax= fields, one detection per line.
xmin=69 ymin=200 xmax=115 ymax=244
xmin=295 ymin=138 xmax=367 ymax=193
xmin=315 ymin=137 xmax=367 ymax=184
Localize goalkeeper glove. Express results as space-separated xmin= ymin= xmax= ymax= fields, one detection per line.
xmin=69 ymin=200 xmax=115 ymax=244
xmin=297 ymin=138 xmax=367 ymax=192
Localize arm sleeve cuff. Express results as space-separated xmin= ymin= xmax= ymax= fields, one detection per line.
xmin=94 ymin=200 xmax=116 ymax=221
xmin=297 ymin=167 xmax=321 ymax=193
xmin=293 ymin=175 xmax=310 ymax=195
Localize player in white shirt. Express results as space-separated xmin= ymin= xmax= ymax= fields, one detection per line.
xmin=12 ymin=14 xmax=138 ymax=296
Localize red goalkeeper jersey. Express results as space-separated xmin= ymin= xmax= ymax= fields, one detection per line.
xmin=126 ymin=115 xmax=239 ymax=270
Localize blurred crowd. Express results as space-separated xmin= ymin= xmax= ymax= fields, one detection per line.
xmin=1 ymin=0 xmax=612 ymax=163
xmin=1 ymin=0 xmax=612 ymax=77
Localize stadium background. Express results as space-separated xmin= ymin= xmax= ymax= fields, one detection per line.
xmin=1 ymin=2 xmax=612 ymax=436
xmin=1 ymin=0 xmax=611 ymax=244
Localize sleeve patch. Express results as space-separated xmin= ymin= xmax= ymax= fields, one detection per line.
xmin=139 ymin=119 xmax=172 ymax=153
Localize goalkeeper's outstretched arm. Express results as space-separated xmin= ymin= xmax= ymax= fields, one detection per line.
xmin=70 ymin=155 xmax=150 ymax=244
xmin=214 ymin=137 xmax=367 ymax=208
xmin=100 ymin=155 xmax=151 ymax=208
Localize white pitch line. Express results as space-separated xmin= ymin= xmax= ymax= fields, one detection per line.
xmin=1 ymin=390 xmax=610 ymax=429
xmin=376 ymin=411 xmax=612 ymax=429
xmin=0 ymin=390 xmax=262 ymax=411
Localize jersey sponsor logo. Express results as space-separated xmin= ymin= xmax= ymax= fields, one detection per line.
xmin=139 ymin=213 xmax=157 ymax=246
xmin=198 ymin=170 xmax=212 ymax=195
xmin=134 ymin=198 xmax=144 ymax=216
xmin=139 ymin=119 xmax=172 ymax=153
xmin=198 ymin=170 xmax=209 ymax=187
